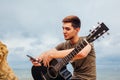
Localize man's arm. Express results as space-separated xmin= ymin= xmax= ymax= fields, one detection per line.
xmin=51 ymin=43 xmax=91 ymax=61
xmin=31 ymin=43 xmax=91 ymax=66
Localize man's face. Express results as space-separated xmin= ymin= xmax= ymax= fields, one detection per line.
xmin=62 ymin=22 xmax=79 ymax=40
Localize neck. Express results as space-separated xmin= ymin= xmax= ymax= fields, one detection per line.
xmin=70 ymin=35 xmax=80 ymax=44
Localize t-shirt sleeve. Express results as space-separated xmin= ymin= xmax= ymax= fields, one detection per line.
xmin=55 ymin=42 xmax=65 ymax=50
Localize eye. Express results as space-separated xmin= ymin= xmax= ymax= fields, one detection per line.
xmin=65 ymin=27 xmax=71 ymax=31
xmin=66 ymin=28 xmax=70 ymax=30
xmin=0 ymin=47 xmax=3 ymax=50
xmin=62 ymin=26 xmax=71 ymax=31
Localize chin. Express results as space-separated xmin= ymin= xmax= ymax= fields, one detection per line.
xmin=65 ymin=38 xmax=70 ymax=40
xmin=64 ymin=36 xmax=72 ymax=40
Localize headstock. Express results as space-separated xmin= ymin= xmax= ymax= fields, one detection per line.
xmin=87 ymin=22 xmax=109 ymax=43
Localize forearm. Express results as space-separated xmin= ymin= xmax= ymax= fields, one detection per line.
xmin=43 ymin=43 xmax=91 ymax=63
xmin=51 ymin=44 xmax=91 ymax=61
xmin=38 ymin=44 xmax=91 ymax=66
xmin=71 ymin=44 xmax=91 ymax=61
xmin=50 ymin=48 xmax=74 ymax=59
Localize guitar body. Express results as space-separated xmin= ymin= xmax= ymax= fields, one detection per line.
xmin=32 ymin=59 xmax=72 ymax=80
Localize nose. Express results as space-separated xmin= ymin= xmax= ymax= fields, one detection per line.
xmin=63 ymin=29 xmax=66 ymax=34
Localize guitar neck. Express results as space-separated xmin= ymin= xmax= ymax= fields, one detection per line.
xmin=55 ymin=39 xmax=88 ymax=71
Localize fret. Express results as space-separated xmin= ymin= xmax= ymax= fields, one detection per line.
xmin=80 ymin=42 xmax=84 ymax=48
xmin=63 ymin=57 xmax=68 ymax=64
xmin=75 ymin=46 xmax=80 ymax=52
xmin=83 ymin=40 xmax=88 ymax=46
xmin=68 ymin=51 xmax=75 ymax=58
xmin=73 ymin=48 xmax=78 ymax=54
xmin=66 ymin=55 xmax=71 ymax=62
xmin=66 ymin=54 xmax=73 ymax=60
xmin=62 ymin=54 xmax=72 ymax=65
xmin=74 ymin=48 xmax=80 ymax=53
xmin=76 ymin=45 xmax=82 ymax=51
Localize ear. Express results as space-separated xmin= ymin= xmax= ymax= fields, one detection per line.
xmin=75 ymin=28 xmax=80 ymax=32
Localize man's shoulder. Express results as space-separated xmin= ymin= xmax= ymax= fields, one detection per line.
xmin=79 ymin=36 xmax=87 ymax=39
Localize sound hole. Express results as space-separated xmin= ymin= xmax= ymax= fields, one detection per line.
xmin=47 ymin=66 xmax=58 ymax=79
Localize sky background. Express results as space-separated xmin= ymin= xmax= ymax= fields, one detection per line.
xmin=0 ymin=0 xmax=120 ymax=79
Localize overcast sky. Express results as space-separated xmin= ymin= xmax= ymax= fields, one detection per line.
xmin=0 ymin=0 xmax=120 ymax=70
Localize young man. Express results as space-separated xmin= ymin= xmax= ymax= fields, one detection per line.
xmin=31 ymin=15 xmax=96 ymax=80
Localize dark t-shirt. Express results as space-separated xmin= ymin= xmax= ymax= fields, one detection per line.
xmin=55 ymin=37 xmax=96 ymax=80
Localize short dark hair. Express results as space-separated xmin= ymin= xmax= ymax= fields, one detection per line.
xmin=62 ymin=15 xmax=81 ymax=28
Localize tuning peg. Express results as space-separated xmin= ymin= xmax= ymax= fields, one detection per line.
xmin=89 ymin=29 xmax=92 ymax=32
xmin=97 ymin=22 xmax=100 ymax=24
xmin=107 ymin=32 xmax=110 ymax=35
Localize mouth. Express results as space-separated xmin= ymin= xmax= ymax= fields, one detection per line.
xmin=64 ymin=35 xmax=67 ymax=38
xmin=64 ymin=34 xmax=68 ymax=37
